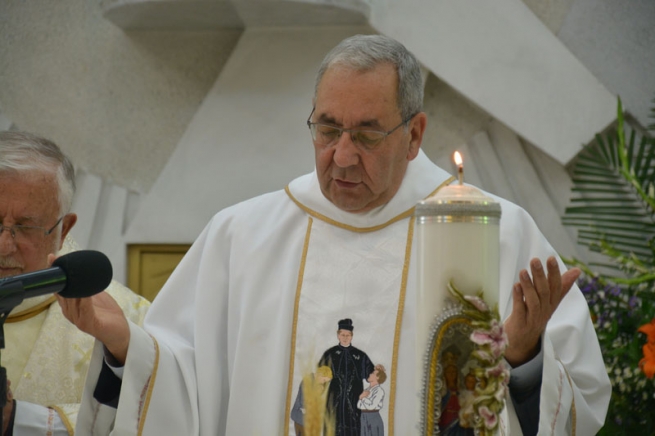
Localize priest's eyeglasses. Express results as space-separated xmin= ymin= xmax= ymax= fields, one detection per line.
xmin=307 ymin=108 xmax=415 ymax=150
xmin=0 ymin=216 xmax=64 ymax=244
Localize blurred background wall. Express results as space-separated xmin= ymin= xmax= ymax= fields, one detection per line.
xmin=0 ymin=0 xmax=653 ymax=290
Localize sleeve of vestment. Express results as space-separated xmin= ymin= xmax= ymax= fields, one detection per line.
xmin=13 ymin=400 xmax=70 ymax=435
xmin=508 ymin=345 xmax=543 ymax=436
xmin=498 ymin=203 xmax=611 ymax=435
xmin=76 ymin=221 xmax=229 ymax=435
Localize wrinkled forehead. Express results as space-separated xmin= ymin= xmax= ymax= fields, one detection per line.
xmin=0 ymin=171 xmax=60 ymax=221
xmin=314 ymin=65 xmax=400 ymax=127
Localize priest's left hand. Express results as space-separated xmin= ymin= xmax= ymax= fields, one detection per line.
xmin=503 ymin=256 xmax=580 ymax=367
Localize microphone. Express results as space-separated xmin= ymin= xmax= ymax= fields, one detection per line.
xmin=0 ymin=250 xmax=113 ymax=306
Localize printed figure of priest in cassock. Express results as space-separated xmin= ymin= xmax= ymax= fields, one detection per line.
xmin=319 ymin=319 xmax=376 ymax=436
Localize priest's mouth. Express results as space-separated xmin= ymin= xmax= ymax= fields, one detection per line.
xmin=335 ymin=179 xmax=360 ymax=188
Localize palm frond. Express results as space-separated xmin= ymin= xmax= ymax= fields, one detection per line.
xmin=563 ymin=97 xmax=655 ymax=266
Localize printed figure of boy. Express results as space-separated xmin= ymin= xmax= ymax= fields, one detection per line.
xmin=357 ymin=365 xmax=387 ymax=436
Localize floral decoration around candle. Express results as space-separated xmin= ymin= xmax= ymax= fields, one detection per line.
xmin=420 ymin=282 xmax=509 ymax=436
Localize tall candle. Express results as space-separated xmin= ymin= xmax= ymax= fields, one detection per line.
xmin=414 ymin=152 xmax=501 ymax=421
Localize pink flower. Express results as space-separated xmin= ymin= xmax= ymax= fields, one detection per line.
xmin=486 ymin=361 xmax=510 ymax=379
xmin=464 ymin=295 xmax=490 ymax=312
xmin=478 ymin=406 xmax=498 ymax=429
xmin=470 ymin=320 xmax=508 ymax=359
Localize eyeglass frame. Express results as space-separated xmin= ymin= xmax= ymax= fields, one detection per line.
xmin=0 ymin=215 xmax=65 ymax=242
xmin=306 ymin=107 xmax=417 ymax=150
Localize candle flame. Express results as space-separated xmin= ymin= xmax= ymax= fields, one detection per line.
xmin=453 ymin=151 xmax=464 ymax=185
xmin=453 ymin=151 xmax=463 ymax=167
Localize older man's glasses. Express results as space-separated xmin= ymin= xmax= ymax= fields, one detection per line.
xmin=0 ymin=216 xmax=64 ymax=244
xmin=307 ymin=108 xmax=415 ymax=150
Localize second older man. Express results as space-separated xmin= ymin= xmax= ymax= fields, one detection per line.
xmin=0 ymin=131 xmax=150 ymax=434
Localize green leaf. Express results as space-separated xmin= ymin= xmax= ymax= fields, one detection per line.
xmin=562 ymin=97 xmax=655 ymax=265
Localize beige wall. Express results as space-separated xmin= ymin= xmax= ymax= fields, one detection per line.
xmin=0 ymin=0 xmax=241 ymax=193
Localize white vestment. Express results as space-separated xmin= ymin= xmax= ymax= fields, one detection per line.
xmin=4 ymin=240 xmax=150 ymax=435
xmin=77 ymin=151 xmax=610 ymax=435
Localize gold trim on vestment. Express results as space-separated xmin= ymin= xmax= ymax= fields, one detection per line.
xmin=284 ymin=217 xmax=314 ymax=436
xmin=138 ymin=335 xmax=160 ymax=436
xmin=50 ymin=405 xmax=74 ymax=435
xmin=285 ymin=188 xmax=405 ymax=233
xmin=284 ymin=176 xmax=455 ymax=233
xmin=6 ymin=296 xmax=56 ymax=323
xmin=387 ymin=216 xmax=415 ymax=436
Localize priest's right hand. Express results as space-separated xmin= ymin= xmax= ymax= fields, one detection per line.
xmin=56 ymin=291 xmax=131 ymax=366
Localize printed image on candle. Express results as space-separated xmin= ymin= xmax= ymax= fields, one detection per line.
xmin=438 ymin=345 xmax=475 ymax=435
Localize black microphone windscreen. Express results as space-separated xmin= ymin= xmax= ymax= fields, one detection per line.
xmin=53 ymin=250 xmax=113 ymax=298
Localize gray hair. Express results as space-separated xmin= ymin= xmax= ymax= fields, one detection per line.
xmin=314 ymin=34 xmax=424 ymax=121
xmin=0 ymin=131 xmax=76 ymax=215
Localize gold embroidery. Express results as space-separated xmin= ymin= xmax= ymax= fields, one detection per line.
xmin=284 ymin=217 xmax=314 ymax=435
xmin=138 ymin=335 xmax=160 ymax=436
xmin=6 ymin=296 xmax=56 ymax=323
xmin=387 ymin=216 xmax=415 ymax=436
xmin=50 ymin=405 xmax=74 ymax=435
xmin=72 ymin=342 xmax=94 ymax=374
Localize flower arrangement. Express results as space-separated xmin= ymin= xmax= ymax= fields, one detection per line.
xmin=448 ymin=283 xmax=510 ymax=436
xmin=574 ymin=275 xmax=655 ymax=434
xmin=562 ymin=97 xmax=655 ymax=434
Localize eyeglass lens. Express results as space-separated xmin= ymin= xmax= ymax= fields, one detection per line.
xmin=311 ymin=125 xmax=386 ymax=149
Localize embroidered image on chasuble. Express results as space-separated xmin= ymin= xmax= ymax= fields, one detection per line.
xmin=319 ymin=319 xmax=376 ymax=436
xmin=285 ymin=210 xmax=413 ymax=436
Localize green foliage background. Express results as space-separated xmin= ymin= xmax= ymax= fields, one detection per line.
xmin=562 ymin=98 xmax=655 ymax=434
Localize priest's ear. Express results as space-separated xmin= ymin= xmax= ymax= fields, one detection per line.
xmin=407 ymin=112 xmax=427 ymax=160
xmin=58 ymin=213 xmax=78 ymax=250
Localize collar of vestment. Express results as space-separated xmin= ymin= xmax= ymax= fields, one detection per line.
xmin=285 ymin=150 xmax=452 ymax=230
xmin=7 ymin=295 xmax=56 ymax=323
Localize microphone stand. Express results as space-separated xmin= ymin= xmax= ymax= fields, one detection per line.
xmin=0 ymin=281 xmax=28 ymax=434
